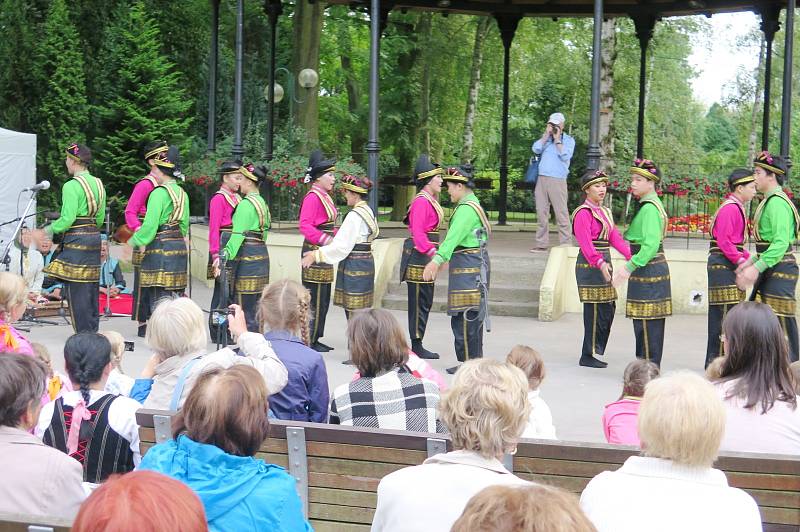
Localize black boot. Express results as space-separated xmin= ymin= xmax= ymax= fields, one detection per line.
xmin=137 ymin=323 xmax=147 ymax=338
xmin=411 ymin=339 xmax=439 ymax=360
xmin=579 ymin=355 xmax=608 ymax=368
xmin=446 ymin=365 xmax=461 ymax=375
xmin=311 ymin=341 xmax=333 ymax=352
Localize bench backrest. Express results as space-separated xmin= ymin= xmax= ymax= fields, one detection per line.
xmin=136 ymin=409 xmax=800 ymax=532
xmin=0 ymin=512 xmax=72 ymax=532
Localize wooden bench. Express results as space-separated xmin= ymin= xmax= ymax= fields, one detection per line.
xmin=0 ymin=512 xmax=71 ymax=532
xmin=136 ymin=409 xmax=800 ymax=532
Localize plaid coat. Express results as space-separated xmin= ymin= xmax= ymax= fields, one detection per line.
xmin=329 ymin=367 xmax=445 ymax=434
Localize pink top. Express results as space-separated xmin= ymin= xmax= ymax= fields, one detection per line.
xmin=602 ymin=397 xmax=641 ymax=446
xmin=208 ymin=188 xmax=239 ymax=258
xmin=711 ymin=196 xmax=750 ymax=265
xmin=573 ymin=200 xmax=631 ymax=268
xmin=124 ymin=174 xmax=158 ymax=230
xmin=408 ymin=192 xmax=442 ymax=257
xmin=352 ymin=350 xmax=447 ymax=391
xmin=299 ymin=185 xmax=337 ymax=246
xmin=0 ymin=320 xmax=34 ymax=357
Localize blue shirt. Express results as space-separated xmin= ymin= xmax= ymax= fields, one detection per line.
xmin=265 ymin=330 xmax=330 ymax=423
xmin=532 ymin=133 xmax=575 ymax=179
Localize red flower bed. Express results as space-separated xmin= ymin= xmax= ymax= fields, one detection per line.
xmin=666 ymin=213 xmax=711 ymax=233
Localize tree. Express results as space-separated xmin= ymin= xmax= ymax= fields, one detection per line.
xmin=95 ymin=1 xmax=192 ymax=198
xmin=34 ymin=0 xmax=89 ymax=182
xmin=292 ymin=0 xmax=324 ymax=149
xmin=0 ymin=0 xmax=43 ymax=132
xmin=461 ymin=17 xmax=492 ymax=163
xmin=704 ymin=103 xmax=739 ymax=153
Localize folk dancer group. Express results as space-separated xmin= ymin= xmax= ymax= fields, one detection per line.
xmin=573 ymin=151 xmax=798 ymax=368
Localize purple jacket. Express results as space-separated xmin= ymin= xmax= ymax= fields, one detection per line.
xmin=265 ymin=330 xmax=329 ymax=423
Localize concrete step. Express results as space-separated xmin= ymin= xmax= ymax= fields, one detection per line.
xmin=381 ymin=293 xmax=539 ymax=318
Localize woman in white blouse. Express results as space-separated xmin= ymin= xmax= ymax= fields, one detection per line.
xmin=302 ymin=174 xmax=379 ymax=320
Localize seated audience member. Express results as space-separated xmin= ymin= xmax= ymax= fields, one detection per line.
xmin=72 ymin=471 xmax=208 ymax=532
xmin=98 ymin=236 xmax=128 ymax=296
xmin=31 ymin=342 xmax=73 ymax=401
xmin=791 ymin=361 xmax=800 ymax=394
xmin=138 ymin=365 xmax=311 ymax=531
xmin=715 ymin=302 xmax=800 ymax=454
xmin=371 ymin=359 xmax=531 ymax=532
xmin=0 ymin=271 xmax=34 ymax=356
xmin=6 ymin=228 xmax=45 ymax=303
xmin=100 ymin=331 xmax=134 ymax=396
xmin=38 ymin=233 xmax=63 ymax=300
xmin=351 ymin=349 xmax=447 ymax=391
xmin=0 ymin=354 xmax=85 ymax=519
xmin=602 ymin=359 xmax=659 ymax=446
xmin=452 ymin=484 xmax=597 ymax=532
xmin=506 ymin=345 xmax=556 ymax=439
xmin=128 ymin=297 xmax=287 ymax=410
xmin=35 ymin=333 xmax=142 ymax=482
xmin=705 ymin=355 xmax=726 ymax=381
xmin=330 ymin=309 xmax=443 ymax=433
xmin=257 ymin=279 xmax=329 ymax=422
xmin=580 ymin=372 xmax=762 ymax=532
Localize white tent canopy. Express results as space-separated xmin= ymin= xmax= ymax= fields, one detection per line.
xmin=0 ymin=127 xmax=37 ymax=247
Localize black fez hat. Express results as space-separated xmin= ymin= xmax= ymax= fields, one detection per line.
xmin=443 ymin=163 xmax=476 ymax=188
xmin=219 ymin=159 xmax=242 ymax=176
xmin=143 ymin=140 xmax=169 ymax=161
xmin=413 ymin=154 xmax=443 ymax=184
xmin=581 ymin=170 xmax=609 ymax=191
xmin=153 ymin=145 xmax=184 ymax=179
xmin=754 ymin=151 xmax=788 ymax=177
xmin=630 ymin=158 xmax=661 ymax=183
xmin=240 ymin=162 xmax=267 ymax=183
xmin=727 ymin=168 xmax=755 ymax=189
xmin=304 ymin=150 xmax=336 ymax=184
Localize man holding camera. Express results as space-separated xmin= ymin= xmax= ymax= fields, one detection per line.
xmin=531 ymin=112 xmax=575 ymax=252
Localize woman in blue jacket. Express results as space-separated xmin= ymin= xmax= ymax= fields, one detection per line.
xmin=138 ymin=365 xmax=311 ymax=532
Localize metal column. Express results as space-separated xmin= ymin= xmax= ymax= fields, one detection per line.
xmin=780 ymin=0 xmax=795 ymax=164
xmin=366 ymin=0 xmax=382 ymax=213
xmin=586 ymin=0 xmax=604 ymax=171
xmin=760 ymin=7 xmax=779 ymax=151
xmin=633 ymin=16 xmax=655 ymax=159
xmin=206 ymin=0 xmax=220 ymax=152
xmin=232 ymin=0 xmax=245 ymax=160
xmin=495 ymin=15 xmax=521 ymax=226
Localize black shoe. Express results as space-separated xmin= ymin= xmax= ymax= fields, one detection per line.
xmin=411 ymin=340 xmax=440 ymax=360
xmin=311 ymin=341 xmax=333 ymax=352
xmin=342 ymin=359 xmax=354 ymax=365
xmin=137 ymin=323 xmax=147 ymax=338
xmin=446 ymin=365 xmax=461 ymax=375
xmin=579 ymin=355 xmax=608 ymax=368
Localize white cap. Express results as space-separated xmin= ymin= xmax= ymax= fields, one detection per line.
xmin=548 ymin=112 xmax=565 ymax=125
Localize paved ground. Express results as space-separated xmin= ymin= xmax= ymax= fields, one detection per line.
xmin=24 ymin=269 xmax=710 ymax=445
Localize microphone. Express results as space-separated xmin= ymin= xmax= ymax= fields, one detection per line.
xmin=474 ymin=227 xmax=487 ymax=239
xmin=24 ymin=180 xmax=50 ymax=192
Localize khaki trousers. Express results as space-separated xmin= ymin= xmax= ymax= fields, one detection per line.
xmin=534 ymin=175 xmax=571 ymax=247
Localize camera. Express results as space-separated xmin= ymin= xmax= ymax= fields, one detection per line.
xmin=211 ymin=308 xmax=234 ymax=325
xmin=548 ymin=122 xmax=560 ymax=135
xmin=124 ymin=341 xmax=135 ymax=352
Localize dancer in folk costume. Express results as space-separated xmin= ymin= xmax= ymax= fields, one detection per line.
xmin=128 ymin=146 xmax=189 ymax=321
xmin=221 ymin=163 xmax=270 ymax=332
xmin=572 ymin=170 xmax=631 ymax=368
xmin=423 ymin=164 xmax=491 ymax=375
xmin=42 ymin=143 xmax=105 ymax=333
xmin=705 ymin=169 xmax=757 ymax=367
xmin=301 ymin=175 xmax=378 ymax=323
xmin=125 ymin=140 xmax=168 ymax=337
xmin=612 ymin=159 xmax=671 ymax=366
xmin=298 ymin=150 xmax=338 ymax=352
xmin=400 ymin=154 xmax=444 ymax=360
xmin=737 ymin=152 xmax=800 ymax=362
xmin=208 ymin=160 xmax=242 ymax=340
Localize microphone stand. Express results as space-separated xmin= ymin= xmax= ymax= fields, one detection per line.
xmin=1 ymin=190 xmax=42 ymax=272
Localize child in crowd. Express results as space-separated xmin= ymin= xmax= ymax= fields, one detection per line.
xmin=101 ymin=331 xmax=135 ymax=397
xmin=0 ymin=272 xmax=34 ymax=356
xmin=35 ymin=333 xmax=142 ymax=482
xmin=256 ymin=279 xmax=330 ymax=422
xmin=705 ymin=355 xmax=726 ymax=381
xmin=506 ymin=345 xmax=556 ymax=440
xmin=602 ymin=359 xmax=659 ymax=446
xmin=790 ymin=361 xmax=800 ymax=394
xmin=31 ymin=342 xmax=73 ymax=401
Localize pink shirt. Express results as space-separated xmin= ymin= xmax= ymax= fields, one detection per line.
xmin=352 ymin=351 xmax=447 ymax=391
xmin=573 ymin=200 xmax=631 ymax=268
xmin=124 ymin=175 xmax=158 ymax=230
xmin=299 ymin=185 xmax=337 ymax=246
xmin=407 ymin=192 xmax=442 ymax=257
xmin=602 ymin=397 xmax=641 ymax=446
xmin=711 ymin=197 xmax=750 ymax=265
xmin=0 ymin=320 xmax=34 ymax=357
xmin=208 ymin=188 xmax=239 ymax=257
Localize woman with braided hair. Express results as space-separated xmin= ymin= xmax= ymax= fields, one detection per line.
xmin=36 ymin=333 xmax=141 ymax=482
xmin=257 ymin=279 xmax=329 ymax=422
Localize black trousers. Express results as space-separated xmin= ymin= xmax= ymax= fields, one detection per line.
xmin=209 ymin=276 xmax=231 ymax=343
xmin=582 ymin=302 xmax=615 ymax=358
xmin=236 ymin=292 xmax=261 ymax=333
xmin=64 ymin=281 xmax=99 ymax=333
xmin=705 ymin=303 xmax=735 ymax=368
xmin=305 ymin=281 xmax=331 ymax=344
xmin=451 ymin=309 xmax=484 ymax=363
xmin=140 ymin=288 xmax=181 ymax=322
xmin=408 ymin=282 xmax=434 ymax=341
xmin=777 ymin=315 xmax=800 ymax=363
xmin=633 ymin=318 xmax=665 ymax=366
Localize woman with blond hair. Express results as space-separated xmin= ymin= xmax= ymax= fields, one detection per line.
xmin=580 ymin=372 xmax=762 ymax=532
xmin=128 ymin=297 xmax=287 ymax=410
xmin=0 ymin=272 xmax=34 ymax=356
xmin=371 ymin=359 xmax=531 ymax=532
xmin=257 ymin=279 xmax=329 ymax=422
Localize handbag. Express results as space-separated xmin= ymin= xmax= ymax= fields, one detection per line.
xmin=524 ymin=155 xmax=539 ymax=185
